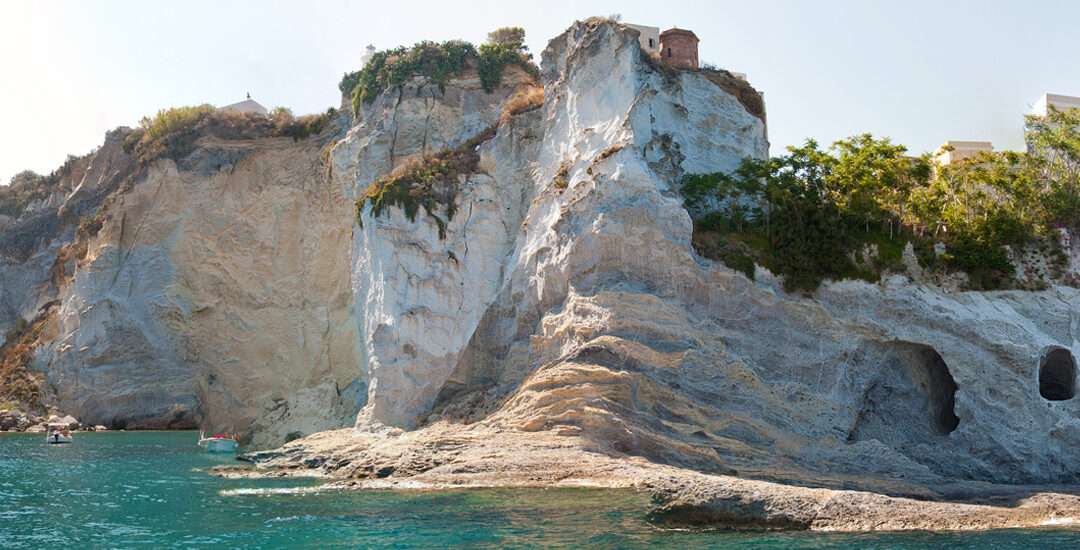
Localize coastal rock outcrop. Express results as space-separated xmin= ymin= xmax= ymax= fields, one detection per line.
xmin=0 ymin=131 xmax=131 ymax=340
xmin=3 ymin=18 xmax=1080 ymax=529
xmin=337 ymin=64 xmax=537 ymax=429
xmin=0 ymin=409 xmax=86 ymax=432
xmin=343 ymin=20 xmax=767 ymax=430
xmin=261 ymin=19 xmax=1080 ymax=501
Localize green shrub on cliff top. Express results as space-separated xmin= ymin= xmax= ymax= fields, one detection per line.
xmin=1 ymin=171 xmax=53 ymax=218
xmin=123 ymin=105 xmax=217 ymax=165
xmin=269 ymin=107 xmax=330 ymax=141
xmin=478 ymin=27 xmax=539 ymax=93
xmin=346 ymin=40 xmax=475 ymax=116
xmin=682 ymin=126 xmax=1079 ymax=292
xmin=122 ymin=105 xmax=333 ymax=167
xmin=342 ymin=28 xmax=539 ymax=116
xmin=477 ymin=41 xmax=536 ymax=93
xmin=0 ymin=156 xmax=79 ymax=218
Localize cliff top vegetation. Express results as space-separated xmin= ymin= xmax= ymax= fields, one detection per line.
xmin=122 ymin=105 xmax=334 ymax=168
xmin=682 ymin=107 xmax=1080 ymax=292
xmin=0 ymin=156 xmax=80 ymax=218
xmin=339 ymin=27 xmax=540 ymax=117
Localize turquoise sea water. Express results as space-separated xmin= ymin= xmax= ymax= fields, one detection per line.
xmin=2 ymin=431 xmax=1080 ymax=549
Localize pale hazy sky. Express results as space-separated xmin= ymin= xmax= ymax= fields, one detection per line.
xmin=2 ymin=0 xmax=1080 ymax=185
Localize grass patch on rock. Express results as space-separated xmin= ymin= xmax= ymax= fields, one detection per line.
xmin=356 ymin=127 xmax=496 ymax=239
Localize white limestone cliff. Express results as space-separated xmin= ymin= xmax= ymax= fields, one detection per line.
xmin=35 ymin=138 xmax=365 ymax=446
xmin=2 ymin=19 xmax=1079 ymax=500
xmin=320 ymin=19 xmax=1080 ymax=490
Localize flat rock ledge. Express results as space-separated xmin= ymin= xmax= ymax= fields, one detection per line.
xmin=225 ymin=425 xmax=1080 ymax=532
xmin=647 ymin=473 xmax=1080 ymax=532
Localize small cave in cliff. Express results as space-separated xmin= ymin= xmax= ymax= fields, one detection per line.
xmin=1039 ymin=348 xmax=1076 ymax=401
xmin=847 ymin=343 xmax=959 ymax=443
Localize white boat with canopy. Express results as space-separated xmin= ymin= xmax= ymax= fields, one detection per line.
xmin=46 ymin=424 xmax=72 ymax=444
xmin=198 ymin=433 xmax=238 ymax=453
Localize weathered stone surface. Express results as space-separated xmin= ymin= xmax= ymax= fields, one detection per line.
xmin=0 ymin=410 xmax=48 ymax=432
xmin=0 ymin=131 xmax=132 ymax=338
xmin=0 ymin=410 xmax=18 ymax=430
xmin=55 ymin=414 xmax=79 ymax=430
xmin=33 ymin=136 xmax=364 ymax=446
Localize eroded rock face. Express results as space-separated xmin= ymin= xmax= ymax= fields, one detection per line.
xmin=0 ymin=132 xmax=131 ymax=339
xmin=0 ymin=225 xmax=72 ymax=341
xmin=329 ymin=19 xmax=1080 ymax=490
xmin=24 ymin=58 xmax=537 ymax=445
xmin=336 ymin=68 xmax=538 ymax=429
xmin=37 ymin=137 xmax=363 ymax=445
xmin=342 ymin=20 xmax=768 ymax=431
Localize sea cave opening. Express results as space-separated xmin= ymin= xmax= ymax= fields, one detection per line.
xmin=1039 ymin=348 xmax=1076 ymax=401
xmin=848 ymin=342 xmax=960 ymax=443
xmin=917 ymin=345 xmax=960 ymax=435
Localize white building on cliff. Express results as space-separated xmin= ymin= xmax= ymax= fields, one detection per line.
xmin=625 ymin=24 xmax=660 ymax=55
xmin=1031 ymin=93 xmax=1080 ymax=117
xmin=933 ymin=140 xmax=994 ymax=166
xmin=221 ymin=93 xmax=268 ymax=115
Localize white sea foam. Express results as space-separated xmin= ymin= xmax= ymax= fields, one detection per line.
xmin=1040 ymin=517 xmax=1076 ymax=526
xmin=264 ymin=515 xmax=320 ymax=523
xmin=220 ymin=486 xmax=328 ymax=496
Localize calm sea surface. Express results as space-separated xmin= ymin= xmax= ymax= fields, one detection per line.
xmin=2 ymin=431 xmax=1080 ymax=549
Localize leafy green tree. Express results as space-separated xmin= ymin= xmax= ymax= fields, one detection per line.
xmin=478 ymin=27 xmax=537 ymax=93
xmin=1026 ymin=105 xmax=1080 ymax=228
xmin=1 ymin=170 xmax=53 ymax=217
xmin=678 ymin=128 xmax=1077 ymax=292
xmin=486 ymin=27 xmax=526 ymax=49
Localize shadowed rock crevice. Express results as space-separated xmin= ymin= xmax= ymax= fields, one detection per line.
xmin=918 ymin=346 xmax=960 ymax=435
xmin=1039 ymin=348 xmax=1076 ymax=401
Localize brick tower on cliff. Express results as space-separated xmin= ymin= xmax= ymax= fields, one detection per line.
xmin=659 ymin=27 xmax=699 ymax=69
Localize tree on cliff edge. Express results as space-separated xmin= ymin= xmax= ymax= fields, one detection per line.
xmin=487 ymin=27 xmax=526 ymax=50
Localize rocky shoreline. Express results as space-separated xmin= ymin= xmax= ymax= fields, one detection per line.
xmin=221 ymin=424 xmax=1080 ymax=532
xmin=0 ymin=409 xmax=105 ymax=433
